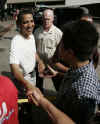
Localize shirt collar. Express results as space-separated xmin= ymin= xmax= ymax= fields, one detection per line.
xmin=68 ymin=62 xmax=93 ymax=74
xmin=43 ymin=25 xmax=54 ymax=33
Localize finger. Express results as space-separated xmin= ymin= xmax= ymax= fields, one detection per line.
xmin=39 ymin=73 xmax=45 ymax=77
xmin=47 ymin=65 xmax=56 ymax=74
xmin=28 ymin=93 xmax=39 ymax=105
xmin=45 ymin=75 xmax=56 ymax=78
xmin=36 ymin=88 xmax=44 ymax=97
xmin=30 ymin=94 xmax=39 ymax=106
xmin=39 ymin=73 xmax=55 ymax=78
xmin=27 ymin=90 xmax=33 ymax=96
xmin=28 ymin=95 xmax=33 ymax=103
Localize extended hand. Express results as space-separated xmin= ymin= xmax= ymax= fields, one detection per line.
xmin=39 ymin=65 xmax=58 ymax=78
xmin=27 ymin=87 xmax=43 ymax=106
xmin=38 ymin=61 xmax=45 ymax=73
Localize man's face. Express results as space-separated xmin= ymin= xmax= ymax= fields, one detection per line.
xmin=43 ymin=12 xmax=54 ymax=30
xmin=20 ymin=14 xmax=35 ymax=38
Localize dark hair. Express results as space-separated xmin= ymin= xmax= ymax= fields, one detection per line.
xmin=80 ymin=13 xmax=93 ymax=19
xmin=16 ymin=9 xmax=34 ymax=26
xmin=62 ymin=20 xmax=99 ymax=61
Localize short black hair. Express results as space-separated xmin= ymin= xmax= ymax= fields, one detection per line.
xmin=16 ymin=9 xmax=34 ymax=26
xmin=62 ymin=20 xmax=99 ymax=61
xmin=80 ymin=13 xmax=93 ymax=19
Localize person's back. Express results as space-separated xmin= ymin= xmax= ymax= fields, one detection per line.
xmin=56 ymin=63 xmax=99 ymax=124
xmin=0 ymin=76 xmax=18 ymax=124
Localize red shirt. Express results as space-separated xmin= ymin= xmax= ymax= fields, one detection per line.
xmin=0 ymin=76 xmax=19 ymax=124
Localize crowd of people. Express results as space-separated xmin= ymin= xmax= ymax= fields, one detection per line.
xmin=0 ymin=8 xmax=100 ymax=124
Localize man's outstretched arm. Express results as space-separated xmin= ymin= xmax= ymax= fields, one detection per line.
xmin=27 ymin=89 xmax=75 ymax=124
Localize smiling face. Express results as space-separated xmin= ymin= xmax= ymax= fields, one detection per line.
xmin=20 ymin=14 xmax=35 ymax=38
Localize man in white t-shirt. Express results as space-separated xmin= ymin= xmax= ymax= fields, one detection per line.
xmin=9 ymin=9 xmax=44 ymax=97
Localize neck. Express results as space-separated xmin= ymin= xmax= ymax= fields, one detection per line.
xmin=71 ymin=60 xmax=89 ymax=69
xmin=43 ymin=25 xmax=52 ymax=32
xmin=44 ymin=28 xmax=49 ymax=32
xmin=20 ymin=32 xmax=30 ymax=39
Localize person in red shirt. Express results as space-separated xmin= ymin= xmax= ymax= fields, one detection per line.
xmin=0 ymin=76 xmax=19 ymax=124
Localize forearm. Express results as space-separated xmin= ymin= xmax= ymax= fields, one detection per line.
xmin=36 ymin=53 xmax=44 ymax=64
xmin=54 ymin=62 xmax=69 ymax=73
xmin=40 ymin=97 xmax=75 ymax=124
xmin=27 ymin=89 xmax=75 ymax=124
xmin=36 ymin=53 xmax=45 ymax=73
xmin=10 ymin=64 xmax=31 ymax=89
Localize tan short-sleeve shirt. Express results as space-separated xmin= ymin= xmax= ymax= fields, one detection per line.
xmin=34 ymin=25 xmax=62 ymax=63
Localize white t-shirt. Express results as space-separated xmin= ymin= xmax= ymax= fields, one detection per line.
xmin=10 ymin=34 xmax=36 ymax=81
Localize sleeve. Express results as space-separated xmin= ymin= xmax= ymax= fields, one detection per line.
xmin=9 ymin=37 xmax=20 ymax=64
xmin=33 ymin=35 xmax=36 ymax=53
xmin=55 ymin=28 xmax=63 ymax=45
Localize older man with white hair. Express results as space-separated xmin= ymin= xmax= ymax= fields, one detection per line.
xmin=34 ymin=9 xmax=66 ymax=92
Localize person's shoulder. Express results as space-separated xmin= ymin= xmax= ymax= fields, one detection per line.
xmin=0 ymin=75 xmax=13 ymax=85
xmin=53 ymin=25 xmax=62 ymax=34
xmin=30 ymin=34 xmax=35 ymax=40
xmin=0 ymin=75 xmax=18 ymax=92
xmin=12 ymin=34 xmax=22 ymax=40
xmin=0 ymin=75 xmax=10 ymax=81
xmin=11 ymin=34 xmax=24 ymax=46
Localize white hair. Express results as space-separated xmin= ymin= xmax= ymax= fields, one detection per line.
xmin=43 ymin=9 xmax=54 ymax=18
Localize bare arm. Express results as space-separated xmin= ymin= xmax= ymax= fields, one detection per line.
xmin=27 ymin=90 xmax=75 ymax=124
xmin=40 ymin=97 xmax=75 ymax=124
xmin=36 ymin=53 xmax=44 ymax=64
xmin=10 ymin=64 xmax=33 ymax=90
xmin=54 ymin=62 xmax=69 ymax=73
xmin=35 ymin=53 xmax=45 ymax=73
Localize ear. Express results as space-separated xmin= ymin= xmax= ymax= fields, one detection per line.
xmin=67 ymin=49 xmax=75 ymax=56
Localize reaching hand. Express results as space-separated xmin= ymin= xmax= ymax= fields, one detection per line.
xmin=27 ymin=88 xmax=75 ymax=124
xmin=39 ymin=65 xmax=58 ymax=78
xmin=27 ymin=87 xmax=43 ymax=106
xmin=38 ymin=61 xmax=45 ymax=73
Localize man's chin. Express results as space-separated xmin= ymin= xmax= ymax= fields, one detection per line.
xmin=44 ymin=26 xmax=50 ymax=30
xmin=27 ymin=32 xmax=32 ymax=35
xmin=28 ymin=30 xmax=32 ymax=33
